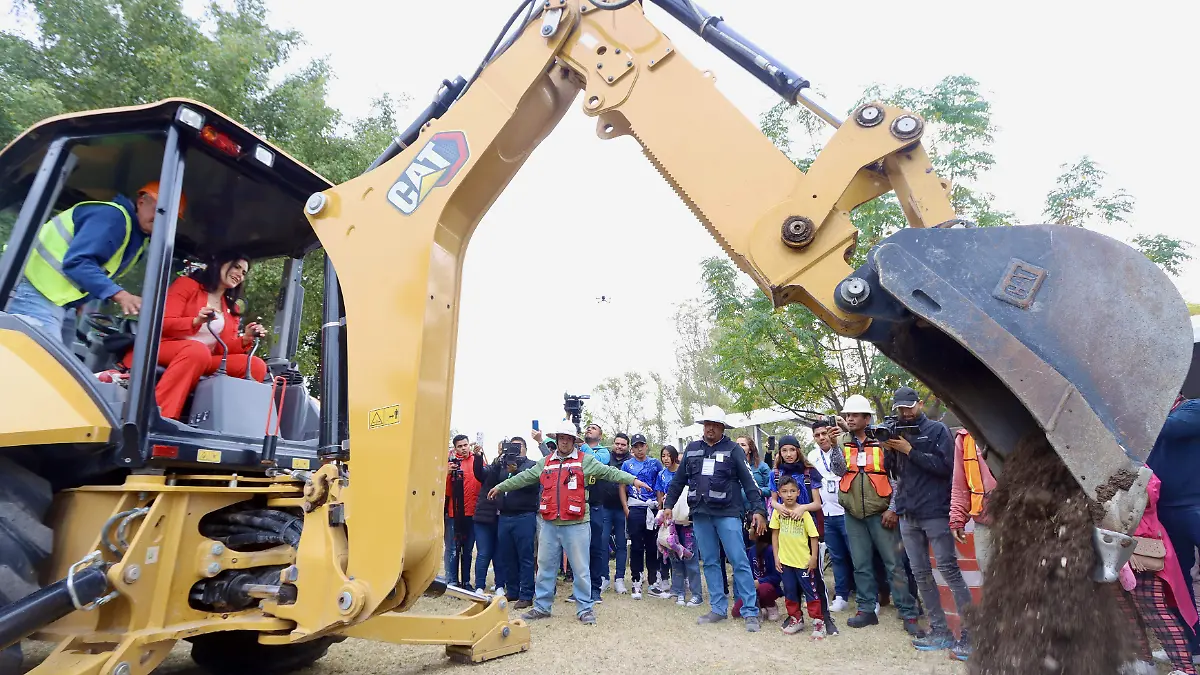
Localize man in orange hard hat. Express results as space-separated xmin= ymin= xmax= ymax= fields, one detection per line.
xmin=5 ymin=181 xmax=185 ymax=344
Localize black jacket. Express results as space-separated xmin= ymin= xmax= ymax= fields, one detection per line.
xmin=588 ymin=451 xmax=630 ymax=509
xmin=475 ymin=454 xmax=539 ymax=515
xmin=665 ymin=435 xmax=764 ymax=519
xmin=891 ymin=414 xmax=954 ymax=520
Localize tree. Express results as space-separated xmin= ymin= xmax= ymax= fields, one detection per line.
xmin=590 ymin=371 xmax=652 ymax=441
xmin=1042 ymin=156 xmax=1191 ymax=276
xmin=0 ymin=0 xmax=406 ymax=390
xmin=660 ymin=299 xmax=733 ymax=425
xmin=703 ymin=75 xmax=1009 ymax=418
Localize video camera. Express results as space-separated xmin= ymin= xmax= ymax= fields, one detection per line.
xmin=563 ymin=392 xmax=590 ymax=432
xmin=864 ymin=415 xmax=921 ymax=444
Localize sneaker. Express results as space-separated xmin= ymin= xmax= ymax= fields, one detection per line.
xmin=564 ymin=594 xmax=576 ymax=603
xmin=830 ymin=596 xmax=849 ymax=612
xmin=631 ymin=581 xmax=643 ymax=600
xmin=676 ymin=595 xmax=686 ymax=606
xmin=780 ymin=616 xmax=805 ymax=635
xmin=513 ymin=599 xmax=532 ymax=609
xmin=903 ymin=618 xmax=926 ymax=638
xmin=614 ymin=579 xmax=627 ymax=594
xmin=651 ymin=589 xmax=674 ymax=599
xmin=696 ymin=611 xmax=727 ymax=625
xmin=846 ymin=611 xmax=879 ymax=628
xmin=874 ymin=601 xmax=881 ymax=615
xmin=765 ymin=607 xmax=780 ymax=622
xmin=811 ymin=618 xmax=827 ymax=640
xmin=686 ymin=596 xmax=703 ymax=607
xmin=493 ymin=586 xmax=505 ymax=597
xmin=949 ymin=638 xmax=972 ymax=662
xmin=744 ymin=615 xmax=760 ymax=632
xmin=594 ymin=596 xmax=604 ymax=604
xmin=521 ymin=607 xmax=551 ymax=621
xmin=578 ymin=610 xmax=596 ymax=625
xmin=912 ymin=630 xmax=955 ymax=651
xmin=599 ymin=577 xmax=610 ymax=594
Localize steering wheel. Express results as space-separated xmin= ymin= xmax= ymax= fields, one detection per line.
xmin=84 ymin=312 xmax=121 ymax=337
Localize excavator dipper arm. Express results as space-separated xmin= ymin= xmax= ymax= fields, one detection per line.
xmin=281 ymin=0 xmax=1189 ymax=645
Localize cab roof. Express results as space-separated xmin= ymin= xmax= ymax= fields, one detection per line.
xmin=0 ymin=98 xmax=333 ymax=260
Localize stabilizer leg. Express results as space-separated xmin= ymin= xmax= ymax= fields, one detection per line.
xmin=338 ymin=595 xmax=530 ymax=664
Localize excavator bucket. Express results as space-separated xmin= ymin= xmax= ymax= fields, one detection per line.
xmin=837 ymin=224 xmax=1191 ymax=578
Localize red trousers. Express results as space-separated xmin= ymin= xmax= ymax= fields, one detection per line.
xmin=126 ymin=340 xmax=267 ymax=420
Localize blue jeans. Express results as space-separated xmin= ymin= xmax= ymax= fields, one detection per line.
xmin=670 ymin=555 xmax=701 ymax=599
xmin=692 ymin=513 xmax=757 ymax=617
xmin=443 ymin=516 xmax=475 ymax=587
xmin=6 ymin=279 xmax=67 ymax=342
xmin=844 ymin=512 xmax=918 ymax=618
xmin=823 ymin=514 xmax=854 ymax=600
xmin=473 ymin=520 xmax=499 ymax=592
xmin=534 ymin=520 xmax=592 ymax=616
xmin=900 ymin=515 xmax=972 ymax=633
xmin=498 ymin=512 xmax=536 ymax=601
xmin=590 ymin=505 xmax=627 ymax=596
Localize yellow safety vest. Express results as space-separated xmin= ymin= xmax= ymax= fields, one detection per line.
xmin=962 ymin=433 xmax=986 ymax=517
xmin=23 ymin=201 xmax=145 ymax=306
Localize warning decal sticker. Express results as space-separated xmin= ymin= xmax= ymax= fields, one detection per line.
xmin=368 ymin=404 xmax=401 ymax=430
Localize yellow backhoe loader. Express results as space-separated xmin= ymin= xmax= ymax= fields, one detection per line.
xmin=0 ymin=0 xmax=1190 ymax=673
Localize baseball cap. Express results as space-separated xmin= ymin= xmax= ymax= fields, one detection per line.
xmin=893 ymin=386 xmax=920 ymax=409
xmin=630 ymin=433 xmax=648 ymax=446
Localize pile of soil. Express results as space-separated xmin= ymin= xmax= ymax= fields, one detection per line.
xmin=966 ymin=432 xmax=1132 ymax=674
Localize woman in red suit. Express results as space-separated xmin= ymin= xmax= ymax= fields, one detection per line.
xmin=126 ymin=252 xmax=267 ymax=420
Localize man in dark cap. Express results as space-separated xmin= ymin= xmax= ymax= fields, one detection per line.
xmin=885 ymin=386 xmax=972 ymax=654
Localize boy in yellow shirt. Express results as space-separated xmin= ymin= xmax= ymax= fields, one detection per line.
xmin=770 ymin=476 xmax=825 ymax=638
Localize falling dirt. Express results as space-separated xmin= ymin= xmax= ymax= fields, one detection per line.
xmin=966 ymin=432 xmax=1132 ymax=675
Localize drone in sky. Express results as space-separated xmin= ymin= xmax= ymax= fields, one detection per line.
xmin=596 ymin=295 xmax=612 ymax=304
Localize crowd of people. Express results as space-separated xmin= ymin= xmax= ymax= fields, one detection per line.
xmin=441 ymin=388 xmax=1200 ymax=674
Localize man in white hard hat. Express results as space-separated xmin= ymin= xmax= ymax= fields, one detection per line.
xmin=827 ymin=394 xmax=922 ymax=636
xmin=663 ymin=405 xmax=768 ymax=632
xmin=490 ymin=420 xmax=650 ymax=625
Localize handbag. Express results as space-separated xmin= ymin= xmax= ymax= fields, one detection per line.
xmin=674 ymin=486 xmax=691 ymax=525
xmin=1130 ymin=536 xmax=1167 ymax=572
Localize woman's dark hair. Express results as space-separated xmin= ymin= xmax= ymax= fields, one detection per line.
xmin=190 ymin=251 xmax=251 ymax=316
xmin=738 ymin=435 xmax=761 ymax=466
xmin=661 ymin=445 xmax=679 ymax=464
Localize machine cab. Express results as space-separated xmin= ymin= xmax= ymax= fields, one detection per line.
xmin=0 ymin=99 xmax=340 ymax=484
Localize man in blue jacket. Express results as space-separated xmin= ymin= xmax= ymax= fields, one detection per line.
xmin=1147 ymin=394 xmax=1200 ymax=651
xmin=6 ymin=182 xmax=185 ymax=342
xmin=886 ymin=386 xmax=973 ymax=653
xmin=663 ymin=406 xmax=767 ymax=632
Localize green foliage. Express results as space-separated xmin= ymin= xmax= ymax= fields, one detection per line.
xmin=0 ymin=0 xmax=407 ymax=390
xmin=1042 ymin=156 xmax=1189 ymax=276
xmin=1132 ymin=234 xmax=1193 ymax=278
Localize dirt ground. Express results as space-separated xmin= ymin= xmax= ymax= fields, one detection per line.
xmin=22 ymin=568 xmax=971 ymax=675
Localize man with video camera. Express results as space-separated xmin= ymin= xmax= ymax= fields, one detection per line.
xmin=445 ymin=434 xmax=482 ymax=588
xmin=884 ymin=386 xmax=973 ymax=655
xmin=474 ymin=436 xmax=540 ymax=609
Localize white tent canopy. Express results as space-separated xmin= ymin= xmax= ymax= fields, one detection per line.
xmin=672 ymin=405 xmax=809 ymax=450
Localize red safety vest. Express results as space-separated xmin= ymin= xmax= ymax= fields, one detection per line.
xmin=839 ymin=443 xmax=892 ymax=498
xmin=538 ymin=454 xmax=587 ymax=522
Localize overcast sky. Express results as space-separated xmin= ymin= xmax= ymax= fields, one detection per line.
xmin=10 ymin=0 xmax=1198 ymax=448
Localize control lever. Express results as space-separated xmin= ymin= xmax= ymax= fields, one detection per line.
xmin=245 ymin=338 xmax=262 ymax=381
xmin=205 ymin=314 xmax=229 ymax=376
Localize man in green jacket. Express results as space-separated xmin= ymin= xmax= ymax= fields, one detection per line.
xmin=829 ymin=394 xmax=921 ymax=635
xmin=489 ymin=420 xmax=648 ymax=625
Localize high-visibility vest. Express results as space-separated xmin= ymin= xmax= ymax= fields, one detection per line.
xmin=23 ymin=202 xmax=145 ymax=306
xmin=538 ymin=454 xmax=587 ymax=522
xmin=839 ymin=443 xmax=892 ymax=498
xmin=962 ymin=432 xmax=986 ymax=517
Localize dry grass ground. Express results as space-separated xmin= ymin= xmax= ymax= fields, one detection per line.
xmin=21 ymin=565 xmax=973 ymax=675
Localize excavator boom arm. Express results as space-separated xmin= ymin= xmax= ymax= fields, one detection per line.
xmin=278 ymin=0 xmax=1190 ymax=638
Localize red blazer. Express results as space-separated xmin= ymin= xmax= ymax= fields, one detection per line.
xmin=161 ymin=276 xmax=248 ymax=354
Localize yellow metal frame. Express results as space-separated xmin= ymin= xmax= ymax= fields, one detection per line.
xmin=20 ymin=2 xmax=961 ymax=673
